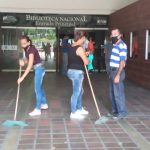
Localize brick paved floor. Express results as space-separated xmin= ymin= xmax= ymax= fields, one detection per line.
xmin=0 ymin=72 xmax=150 ymax=150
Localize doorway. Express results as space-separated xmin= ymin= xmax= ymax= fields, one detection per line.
xmin=1 ymin=27 xmax=57 ymax=72
xmin=57 ymin=27 xmax=74 ymax=74
xmin=75 ymin=28 xmax=108 ymax=72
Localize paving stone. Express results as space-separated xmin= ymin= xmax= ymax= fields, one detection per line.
xmin=106 ymin=148 xmax=123 ymax=150
xmin=0 ymin=73 xmax=150 ymax=150
xmin=124 ymin=148 xmax=140 ymax=150
xmin=87 ymin=142 xmax=104 ymax=148
xmin=53 ymin=143 xmax=68 ymax=148
xmin=36 ymin=139 xmax=51 ymax=144
xmin=53 ymin=138 xmax=67 ymax=144
xmin=122 ymin=142 xmax=138 ymax=147
xmin=101 ymin=137 xmax=117 ymax=143
xmin=104 ymin=142 xmax=121 ymax=148
xmin=19 ymin=139 xmax=34 ymax=144
xmin=69 ymin=138 xmax=84 ymax=143
xmin=70 ymin=143 xmax=86 ymax=148
xmin=117 ymin=137 xmax=134 ymax=143
xmin=35 ymin=144 xmax=51 ymax=149
xmin=68 ymin=134 xmax=83 ymax=139
xmin=18 ymin=144 xmax=34 ymax=149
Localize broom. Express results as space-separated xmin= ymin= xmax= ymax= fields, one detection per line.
xmin=2 ymin=65 xmax=28 ymax=127
xmin=84 ymin=65 xmax=109 ymax=124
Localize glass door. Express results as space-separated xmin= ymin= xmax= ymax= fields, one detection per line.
xmin=1 ymin=27 xmax=57 ymax=72
xmin=75 ymin=28 xmax=108 ymax=72
xmin=1 ymin=27 xmax=19 ymax=71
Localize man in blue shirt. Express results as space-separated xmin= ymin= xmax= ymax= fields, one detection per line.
xmin=60 ymin=36 xmax=71 ymax=75
xmin=109 ymin=28 xmax=127 ymax=120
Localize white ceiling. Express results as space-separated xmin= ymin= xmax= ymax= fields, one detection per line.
xmin=0 ymin=0 xmax=138 ymax=15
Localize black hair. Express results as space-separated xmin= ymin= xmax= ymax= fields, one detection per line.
xmin=20 ymin=35 xmax=32 ymax=46
xmin=74 ymin=31 xmax=85 ymax=42
xmin=111 ymin=28 xmax=122 ymax=35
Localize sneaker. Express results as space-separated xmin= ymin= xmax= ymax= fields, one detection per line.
xmin=29 ymin=109 xmax=41 ymax=116
xmin=70 ymin=112 xmax=85 ymax=119
xmin=77 ymin=108 xmax=89 ymax=115
xmin=41 ymin=104 xmax=48 ymax=110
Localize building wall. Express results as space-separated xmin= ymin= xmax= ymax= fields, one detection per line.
xmin=0 ymin=0 xmax=138 ymax=15
xmin=109 ymin=0 xmax=150 ymax=88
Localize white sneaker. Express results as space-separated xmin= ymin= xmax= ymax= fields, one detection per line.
xmin=70 ymin=112 xmax=85 ymax=119
xmin=77 ymin=108 xmax=89 ymax=115
xmin=29 ymin=109 xmax=41 ymax=116
xmin=41 ymin=104 xmax=48 ymax=110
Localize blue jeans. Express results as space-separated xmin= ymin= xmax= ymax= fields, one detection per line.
xmin=109 ymin=69 xmax=127 ymax=116
xmin=34 ymin=65 xmax=47 ymax=110
xmin=67 ymin=69 xmax=84 ymax=113
xmin=62 ymin=53 xmax=68 ymax=75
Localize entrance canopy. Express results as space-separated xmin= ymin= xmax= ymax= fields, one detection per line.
xmin=0 ymin=0 xmax=138 ymax=15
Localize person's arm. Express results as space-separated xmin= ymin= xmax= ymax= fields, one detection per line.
xmin=76 ymin=47 xmax=89 ymax=65
xmin=24 ymin=59 xmax=28 ymax=64
xmin=114 ymin=60 xmax=125 ymax=84
xmin=19 ymin=58 xmax=28 ymax=66
xmin=116 ymin=60 xmax=125 ymax=76
xmin=17 ymin=54 xmax=34 ymax=84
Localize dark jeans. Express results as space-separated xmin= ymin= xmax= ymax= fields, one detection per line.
xmin=61 ymin=53 xmax=68 ymax=75
xmin=109 ymin=69 xmax=127 ymax=116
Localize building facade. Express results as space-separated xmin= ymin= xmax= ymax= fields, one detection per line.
xmin=109 ymin=0 xmax=150 ymax=88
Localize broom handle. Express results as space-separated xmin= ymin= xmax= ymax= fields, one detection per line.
xmin=14 ymin=65 xmax=22 ymax=121
xmin=84 ymin=65 xmax=101 ymax=117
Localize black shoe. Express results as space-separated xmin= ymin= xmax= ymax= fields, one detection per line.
xmin=107 ymin=112 xmax=118 ymax=118
xmin=113 ymin=114 xmax=127 ymax=120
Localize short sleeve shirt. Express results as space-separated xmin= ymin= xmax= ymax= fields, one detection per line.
xmin=110 ymin=40 xmax=127 ymax=68
xmin=24 ymin=46 xmax=41 ymax=65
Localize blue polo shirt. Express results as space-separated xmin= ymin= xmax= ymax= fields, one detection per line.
xmin=110 ymin=40 xmax=127 ymax=68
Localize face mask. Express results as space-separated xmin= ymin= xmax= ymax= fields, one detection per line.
xmin=111 ymin=36 xmax=119 ymax=44
xmin=24 ymin=45 xmax=30 ymax=50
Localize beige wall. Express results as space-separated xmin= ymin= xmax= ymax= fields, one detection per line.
xmin=0 ymin=0 xmax=138 ymax=14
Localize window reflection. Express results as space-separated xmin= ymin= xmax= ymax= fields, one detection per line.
xmin=130 ymin=31 xmax=139 ymax=58
xmin=145 ymin=30 xmax=150 ymax=60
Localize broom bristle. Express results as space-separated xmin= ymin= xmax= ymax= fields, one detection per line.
xmin=95 ymin=116 xmax=109 ymax=125
xmin=2 ymin=120 xmax=28 ymax=127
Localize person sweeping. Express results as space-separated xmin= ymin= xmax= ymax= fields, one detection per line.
xmin=67 ymin=31 xmax=109 ymax=124
xmin=17 ymin=35 xmax=48 ymax=116
xmin=67 ymin=31 xmax=89 ymax=119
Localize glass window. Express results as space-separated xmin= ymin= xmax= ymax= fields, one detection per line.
xmin=1 ymin=28 xmax=19 ymax=70
xmin=130 ymin=31 xmax=139 ymax=58
xmin=1 ymin=27 xmax=57 ymax=71
xmin=145 ymin=30 xmax=150 ymax=60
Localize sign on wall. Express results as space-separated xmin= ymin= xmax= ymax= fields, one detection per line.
xmin=0 ymin=13 xmax=108 ymax=28
xmin=1 ymin=45 xmax=18 ymax=51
